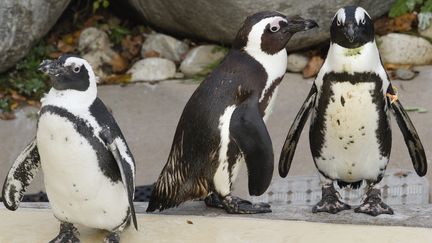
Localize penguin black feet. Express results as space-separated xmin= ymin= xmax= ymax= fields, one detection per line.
xmin=205 ymin=193 xmax=271 ymax=214
xmin=354 ymin=188 xmax=394 ymax=216
xmin=222 ymin=195 xmax=271 ymax=214
xmin=204 ymin=192 xmax=225 ymax=209
xmin=49 ymin=222 xmax=80 ymax=243
xmin=104 ymin=232 xmax=120 ymax=243
xmin=312 ymin=185 xmax=351 ymax=214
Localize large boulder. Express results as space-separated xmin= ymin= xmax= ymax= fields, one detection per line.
xmin=127 ymin=0 xmax=395 ymax=50
xmin=0 ymin=0 xmax=70 ymax=73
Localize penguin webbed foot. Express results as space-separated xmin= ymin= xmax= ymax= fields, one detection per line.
xmin=312 ymin=185 xmax=351 ymax=214
xmin=222 ymin=195 xmax=271 ymax=214
xmin=354 ymin=188 xmax=394 ymax=216
xmin=204 ymin=192 xmax=225 ymax=209
xmin=104 ymin=232 xmax=120 ymax=243
xmin=49 ymin=222 xmax=80 ymax=243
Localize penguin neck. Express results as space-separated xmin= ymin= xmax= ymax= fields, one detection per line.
xmin=324 ymin=41 xmax=382 ymax=74
xmin=244 ymin=47 xmax=287 ymax=102
xmin=41 ymin=81 xmax=97 ymax=111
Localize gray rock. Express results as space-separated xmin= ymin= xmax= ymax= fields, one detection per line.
xmin=179 ymin=45 xmax=226 ymax=77
xmin=394 ymin=68 xmax=418 ymax=80
xmin=419 ymin=24 xmax=432 ymax=40
xmin=0 ymin=0 xmax=70 ymax=73
xmin=141 ymin=33 xmax=189 ymax=62
xmin=127 ymin=0 xmax=394 ymax=50
xmin=378 ymin=33 xmax=432 ymax=65
xmin=286 ymin=53 xmax=309 ymax=73
xmin=127 ymin=57 xmax=176 ymax=82
xmin=78 ymin=27 xmax=112 ymax=53
xmin=82 ymin=50 xmax=118 ymax=79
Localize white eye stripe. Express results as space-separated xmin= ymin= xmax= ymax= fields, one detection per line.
xmin=270 ymin=25 xmax=280 ymax=32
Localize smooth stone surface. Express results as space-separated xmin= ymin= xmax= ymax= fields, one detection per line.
xmin=1 ymin=204 xmax=432 ymax=243
xmin=0 ymin=0 xmax=70 ymax=72
xmin=127 ymin=0 xmax=394 ymax=50
xmin=179 ymin=45 xmax=226 ymax=77
xmin=128 ymin=57 xmax=176 ymax=82
xmin=287 ymin=53 xmax=309 ymax=72
xmin=378 ymin=33 xmax=432 ymax=65
xmin=141 ymin=33 xmax=189 ymax=62
xmin=79 ymin=27 xmax=112 ymax=52
xmin=419 ymin=23 xmax=432 ymax=40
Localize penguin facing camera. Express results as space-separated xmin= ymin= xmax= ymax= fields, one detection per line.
xmin=279 ymin=6 xmax=427 ymax=216
xmin=147 ymin=11 xmax=318 ymax=214
xmin=2 ymin=55 xmax=137 ymax=242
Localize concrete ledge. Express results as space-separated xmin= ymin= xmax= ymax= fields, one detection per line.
xmin=7 ymin=201 xmax=432 ymax=228
xmin=1 ymin=202 xmax=432 ymax=243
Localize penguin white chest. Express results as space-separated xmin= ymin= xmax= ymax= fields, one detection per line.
xmin=315 ymin=82 xmax=388 ymax=182
xmin=37 ymin=112 xmax=129 ymax=230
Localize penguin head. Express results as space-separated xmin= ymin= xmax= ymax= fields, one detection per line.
xmin=39 ymin=54 xmax=97 ymax=92
xmin=233 ymin=11 xmax=318 ymax=55
xmin=330 ymin=6 xmax=374 ymax=48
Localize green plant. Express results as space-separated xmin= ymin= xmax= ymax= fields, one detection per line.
xmin=92 ymin=0 xmax=110 ymax=13
xmin=390 ymin=0 xmax=432 ymax=17
xmin=0 ymin=41 xmax=53 ymax=112
xmin=389 ymin=0 xmax=432 ymax=30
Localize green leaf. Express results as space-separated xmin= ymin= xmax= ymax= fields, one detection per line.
xmin=421 ymin=0 xmax=432 ymax=12
xmin=389 ymin=0 xmax=411 ymax=17
xmin=93 ymin=1 xmax=100 ymax=13
xmin=102 ymin=0 xmax=110 ymax=8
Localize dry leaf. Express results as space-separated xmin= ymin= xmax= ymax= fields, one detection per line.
xmin=374 ymin=13 xmax=417 ymax=35
xmin=110 ymin=54 xmax=128 ymax=73
xmin=0 ymin=112 xmax=16 ymax=120
xmin=104 ymin=73 xmax=132 ymax=84
xmin=57 ymin=40 xmax=75 ymax=53
xmin=303 ymin=56 xmax=324 ymax=78
xmin=49 ymin=52 xmax=63 ymax=59
xmin=186 ymin=220 xmax=193 ymax=224
xmin=121 ymin=35 xmax=144 ymax=57
xmin=11 ymin=91 xmax=26 ymax=102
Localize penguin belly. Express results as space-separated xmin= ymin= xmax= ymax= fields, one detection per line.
xmin=314 ymin=82 xmax=389 ymax=182
xmin=37 ymin=112 xmax=129 ymax=230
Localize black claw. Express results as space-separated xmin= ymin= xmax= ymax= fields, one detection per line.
xmin=312 ymin=185 xmax=351 ymax=214
xmin=222 ymin=196 xmax=271 ymax=214
xmin=354 ymin=188 xmax=394 ymax=216
xmin=49 ymin=222 xmax=80 ymax=243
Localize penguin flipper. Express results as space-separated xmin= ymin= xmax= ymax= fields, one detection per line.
xmin=101 ymin=129 xmax=138 ymax=230
xmin=230 ymin=96 xmax=274 ymax=196
xmin=279 ymin=85 xmax=317 ymax=178
xmin=390 ymin=99 xmax=427 ymax=177
xmin=2 ymin=139 xmax=40 ymax=210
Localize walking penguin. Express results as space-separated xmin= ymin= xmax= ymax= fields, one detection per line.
xmin=279 ymin=6 xmax=427 ymax=216
xmin=2 ymin=55 xmax=137 ymax=242
xmin=147 ymin=11 xmax=318 ymax=214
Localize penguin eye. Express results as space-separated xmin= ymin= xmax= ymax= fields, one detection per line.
xmin=73 ymin=66 xmax=81 ymax=73
xmin=270 ymin=25 xmax=280 ymax=33
xmin=361 ymin=18 xmax=366 ymax=25
xmin=337 ymin=20 xmax=342 ymax=26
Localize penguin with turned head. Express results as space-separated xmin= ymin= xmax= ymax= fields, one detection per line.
xmin=2 ymin=55 xmax=137 ymax=242
xmin=147 ymin=11 xmax=318 ymax=214
xmin=279 ymin=6 xmax=427 ymax=216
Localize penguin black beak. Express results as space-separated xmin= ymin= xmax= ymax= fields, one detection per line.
xmin=284 ymin=16 xmax=319 ymax=33
xmin=345 ymin=23 xmax=356 ymax=43
xmin=38 ymin=59 xmax=65 ymax=77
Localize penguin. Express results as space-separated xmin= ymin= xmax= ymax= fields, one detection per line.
xmin=2 ymin=55 xmax=137 ymax=242
xmin=147 ymin=11 xmax=318 ymax=214
xmin=279 ymin=6 xmax=427 ymax=216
